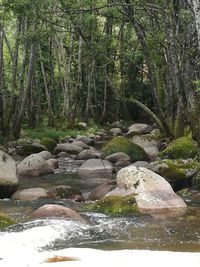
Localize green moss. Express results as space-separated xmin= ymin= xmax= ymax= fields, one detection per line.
xmin=160 ymin=159 xmax=199 ymax=181
xmin=40 ymin=137 xmax=57 ymax=153
xmin=0 ymin=213 xmax=15 ymax=230
xmin=102 ymin=136 xmax=149 ymax=162
xmin=160 ymin=137 xmax=199 ymax=159
xmin=84 ymin=195 xmax=140 ymax=215
xmin=17 ymin=144 xmax=45 ymax=156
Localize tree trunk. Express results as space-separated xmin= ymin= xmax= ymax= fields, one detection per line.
xmin=192 ymin=0 xmax=200 ymax=52
xmin=0 ymin=24 xmax=4 ymax=137
xmin=14 ymin=41 xmax=37 ymax=139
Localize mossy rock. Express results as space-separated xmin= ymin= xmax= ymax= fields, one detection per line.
xmin=84 ymin=195 xmax=140 ymax=215
xmin=160 ymin=137 xmax=199 ymax=159
xmin=102 ymin=136 xmax=149 ymax=162
xmin=0 ymin=213 xmax=16 ymax=230
xmin=150 ymin=159 xmax=200 ymax=191
xmin=17 ymin=143 xmax=47 ymax=156
xmin=40 ymin=137 xmax=57 ymax=153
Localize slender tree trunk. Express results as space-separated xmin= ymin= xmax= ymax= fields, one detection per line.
xmin=39 ymin=46 xmax=54 ymax=126
xmin=14 ymin=41 xmax=37 ymax=139
xmin=0 ymin=24 xmax=4 ymax=137
xmin=192 ymin=0 xmax=200 ymax=52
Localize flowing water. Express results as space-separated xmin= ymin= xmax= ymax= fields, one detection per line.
xmin=1 ymin=173 xmax=200 ymax=266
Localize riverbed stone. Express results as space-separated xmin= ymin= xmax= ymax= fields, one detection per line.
xmin=46 ymin=185 xmax=84 ymax=202
xmin=109 ymin=128 xmax=122 ymax=136
xmin=149 ymin=159 xmax=199 ymax=191
xmin=76 ymin=149 xmax=102 ymax=160
xmin=126 ymin=123 xmax=153 ymax=137
xmin=0 ymin=150 xmax=19 ymax=198
xmin=72 ymin=141 xmax=90 ymax=149
xmin=54 ymin=143 xmax=83 ymax=155
xmin=11 ymin=188 xmax=48 ymax=201
xmin=77 ymin=159 xmax=114 ymax=176
xmin=105 ymin=152 xmax=130 ymax=163
xmin=32 ymin=204 xmax=87 ymax=223
xmin=89 ymin=180 xmax=117 ymax=200
xmin=17 ymin=154 xmax=57 ymax=176
xmin=109 ymin=165 xmax=187 ymax=213
xmin=17 ymin=142 xmax=47 ymax=157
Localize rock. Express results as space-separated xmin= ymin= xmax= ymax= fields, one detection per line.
xmin=32 ymin=204 xmax=87 ymax=223
xmin=160 ymin=137 xmax=199 ymax=159
xmin=111 ymin=120 xmax=126 ymax=130
xmin=105 ymin=152 xmax=130 ymax=163
xmin=150 ymin=129 xmax=162 ymax=139
xmin=11 ymin=188 xmax=48 ymax=201
xmin=178 ymin=188 xmax=200 ymax=205
xmin=76 ymin=149 xmax=102 ymax=160
xmin=17 ymin=143 xmax=47 ymax=156
xmin=75 ymin=122 xmax=87 ymax=129
xmin=46 ymin=185 xmax=84 ymax=202
xmin=126 ymin=123 xmax=153 ymax=137
xmin=72 ymin=141 xmax=90 ymax=149
xmin=75 ymin=135 xmax=95 ymax=145
xmin=112 ymin=166 xmax=187 ymax=213
xmin=192 ymin=170 xmax=200 ymax=189
xmin=150 ymin=159 xmax=199 ymax=191
xmin=57 ymin=152 xmax=73 ymax=158
xmin=132 ymin=135 xmax=160 ymax=159
xmin=17 ymin=154 xmax=57 ymax=177
xmin=0 ymin=212 xmax=15 ymax=230
xmin=38 ymin=151 xmax=52 ymax=160
xmin=89 ymin=180 xmax=117 ymax=200
xmin=54 ymin=143 xmax=83 ymax=155
xmin=78 ymin=159 xmax=114 ymax=176
xmin=109 ymin=128 xmax=122 ymax=136
xmin=0 ymin=150 xmax=19 ymax=198
xmin=40 ymin=137 xmax=57 ymax=153
xmin=114 ymin=160 xmax=131 ymax=168
xmin=130 ymin=161 xmax=150 ymax=168
xmin=102 ymin=136 xmax=149 ymax=162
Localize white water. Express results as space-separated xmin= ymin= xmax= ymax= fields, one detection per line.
xmin=0 ymin=219 xmax=200 ymax=267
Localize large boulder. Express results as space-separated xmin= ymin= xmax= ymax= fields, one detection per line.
xmin=17 ymin=142 xmax=47 ymax=156
xmin=32 ymin=204 xmax=87 ymax=223
xmin=0 ymin=150 xmax=19 ymax=198
xmin=132 ymin=135 xmax=160 ymax=159
xmin=54 ymin=143 xmax=83 ymax=155
xmin=17 ymin=154 xmax=57 ymax=176
xmin=126 ymin=123 xmax=153 ymax=137
xmin=40 ymin=137 xmax=57 ymax=153
xmin=102 ymin=136 xmax=149 ymax=162
xmin=11 ymin=188 xmax=48 ymax=201
xmin=109 ymin=128 xmax=122 ymax=136
xmin=108 ymin=166 xmax=187 ymax=213
xmin=160 ymin=137 xmax=199 ymax=159
xmin=149 ymin=159 xmax=199 ymax=191
xmin=78 ymin=159 xmax=114 ymax=176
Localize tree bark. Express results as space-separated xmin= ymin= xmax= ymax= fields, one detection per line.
xmin=0 ymin=23 xmax=4 ymax=137
xmin=192 ymin=0 xmax=200 ymax=52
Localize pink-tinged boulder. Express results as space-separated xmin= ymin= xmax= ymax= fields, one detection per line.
xmin=11 ymin=188 xmax=48 ymax=201
xmin=77 ymin=159 xmax=114 ymax=176
xmin=108 ymin=166 xmax=187 ymax=213
xmin=32 ymin=204 xmax=87 ymax=223
xmin=54 ymin=144 xmax=83 ymax=155
xmin=127 ymin=123 xmax=153 ymax=136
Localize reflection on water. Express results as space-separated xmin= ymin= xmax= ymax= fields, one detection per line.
xmin=0 ymin=173 xmax=200 ymax=253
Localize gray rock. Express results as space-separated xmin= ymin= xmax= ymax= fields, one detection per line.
xmin=0 ymin=150 xmax=19 ymax=198
xmin=105 ymin=152 xmax=130 ymax=163
xmin=38 ymin=151 xmax=52 ymax=160
xmin=108 ymin=165 xmax=187 ymax=213
xmin=75 ymin=135 xmax=95 ymax=145
xmin=130 ymin=161 xmax=150 ymax=168
xmin=11 ymin=188 xmax=48 ymax=201
xmin=132 ymin=135 xmax=159 ymax=159
xmin=109 ymin=128 xmax=122 ymax=136
xmin=17 ymin=154 xmax=57 ymax=176
xmin=54 ymin=143 xmax=83 ymax=155
xmin=72 ymin=141 xmax=90 ymax=149
xmin=127 ymin=123 xmax=153 ymax=137
xmin=76 ymin=149 xmax=102 ymax=160
xmin=78 ymin=159 xmax=114 ymax=176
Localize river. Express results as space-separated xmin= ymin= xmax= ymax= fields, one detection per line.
xmin=0 ymin=172 xmax=200 ymax=266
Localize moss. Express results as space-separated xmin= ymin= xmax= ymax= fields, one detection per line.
xmin=102 ymin=136 xmax=149 ymax=162
xmin=160 ymin=159 xmax=199 ymax=181
xmin=0 ymin=213 xmax=16 ymax=230
xmin=40 ymin=137 xmax=57 ymax=153
xmin=160 ymin=137 xmax=199 ymax=159
xmin=84 ymin=195 xmax=140 ymax=215
xmin=17 ymin=144 xmax=45 ymax=156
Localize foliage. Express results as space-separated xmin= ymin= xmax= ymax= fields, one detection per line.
xmin=102 ymin=136 xmax=149 ymax=162
xmin=84 ymin=195 xmax=140 ymax=215
xmin=160 ymin=137 xmax=200 ymax=159
xmin=0 ymin=212 xmax=15 ymax=231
